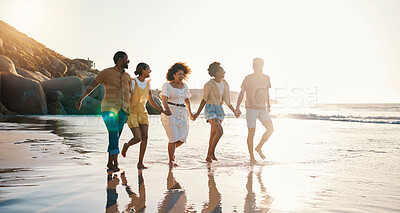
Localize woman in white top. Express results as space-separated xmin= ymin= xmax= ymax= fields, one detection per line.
xmin=160 ymin=62 xmax=194 ymax=167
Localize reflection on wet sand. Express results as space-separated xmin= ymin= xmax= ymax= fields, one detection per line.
xmin=158 ymin=168 xmax=187 ymax=213
xmin=244 ymin=166 xmax=273 ymax=212
xmin=121 ymin=170 xmax=146 ymax=212
xmin=106 ymin=172 xmax=119 ymax=213
xmin=105 ymin=170 xmax=146 ymax=213
xmin=202 ymin=166 xmax=222 ymax=212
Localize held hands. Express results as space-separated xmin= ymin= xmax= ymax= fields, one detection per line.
xmin=234 ymin=109 xmax=241 ymax=118
xmin=190 ymin=112 xmax=199 ymax=121
xmin=163 ymin=108 xmax=172 ymax=116
xmin=189 ymin=112 xmax=195 ymax=121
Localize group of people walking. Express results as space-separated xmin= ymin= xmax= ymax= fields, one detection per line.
xmin=75 ymin=51 xmax=274 ymax=172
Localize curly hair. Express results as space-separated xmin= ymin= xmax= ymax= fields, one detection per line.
xmin=135 ymin=62 xmax=148 ymax=76
xmin=208 ymin=62 xmax=221 ymax=77
xmin=166 ymin=62 xmax=192 ymax=81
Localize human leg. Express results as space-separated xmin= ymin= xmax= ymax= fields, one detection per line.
xmin=246 ymin=108 xmax=260 ymax=162
xmin=168 ymin=140 xmax=184 ymax=167
xmin=247 ymin=128 xmax=256 ymax=163
xmin=113 ymin=110 xmax=127 ymax=168
xmin=208 ymin=118 xmax=223 ymax=161
xmin=168 ymin=142 xmax=177 ymax=167
xmin=102 ymin=111 xmax=120 ymax=171
xmin=137 ymin=124 xmax=148 ymax=169
xmin=255 ymin=117 xmax=274 ymax=160
xmin=205 ymin=125 xmax=215 ymax=162
xmin=107 ymin=153 xmax=113 ymax=169
xmin=122 ymin=127 xmax=142 ymax=157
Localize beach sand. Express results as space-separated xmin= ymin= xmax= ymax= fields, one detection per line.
xmin=1 ymin=115 xmax=399 ymax=212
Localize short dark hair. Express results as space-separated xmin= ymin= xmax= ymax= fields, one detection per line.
xmin=166 ymin=62 xmax=191 ymax=81
xmin=135 ymin=63 xmax=148 ymax=76
xmin=208 ymin=62 xmax=221 ymax=77
xmin=113 ymin=51 xmax=127 ymax=64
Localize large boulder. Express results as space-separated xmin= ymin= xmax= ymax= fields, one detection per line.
xmin=0 ymin=102 xmax=17 ymax=116
xmin=0 ymin=72 xmax=47 ymax=114
xmin=0 ymin=55 xmax=18 ymax=75
xmin=65 ymin=64 xmax=78 ymax=77
xmin=46 ymin=90 xmax=67 ymax=115
xmin=82 ymin=77 xmax=104 ymax=101
xmin=16 ymin=67 xmax=50 ymax=82
xmin=146 ymin=96 xmax=163 ymax=115
xmin=0 ymin=36 xmax=3 ymax=54
xmin=40 ymin=76 xmax=83 ymax=106
xmin=50 ymin=57 xmax=67 ymax=76
xmin=40 ymin=55 xmax=51 ymax=66
xmin=62 ymin=94 xmax=100 ymax=115
xmin=39 ymin=67 xmax=52 ymax=78
xmin=78 ymin=96 xmax=101 ymax=115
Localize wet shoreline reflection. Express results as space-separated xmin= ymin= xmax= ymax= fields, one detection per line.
xmin=245 ymin=166 xmax=273 ymax=212
xmin=158 ymin=168 xmax=187 ymax=212
xmin=106 ymin=170 xmax=146 ymax=213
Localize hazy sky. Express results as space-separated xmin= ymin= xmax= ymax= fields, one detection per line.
xmin=0 ymin=0 xmax=399 ymax=103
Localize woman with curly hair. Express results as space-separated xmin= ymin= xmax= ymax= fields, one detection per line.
xmin=194 ymin=62 xmax=239 ymax=162
xmin=160 ymin=62 xmax=194 ymax=167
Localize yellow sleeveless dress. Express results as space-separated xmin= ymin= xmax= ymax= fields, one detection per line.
xmin=127 ymin=78 xmax=150 ymax=128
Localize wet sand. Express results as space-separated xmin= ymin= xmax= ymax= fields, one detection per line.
xmin=1 ymin=115 xmax=400 ymax=212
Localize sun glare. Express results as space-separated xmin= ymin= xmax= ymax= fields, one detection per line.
xmin=9 ymin=0 xmax=42 ymax=30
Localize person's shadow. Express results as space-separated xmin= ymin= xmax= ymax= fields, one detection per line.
xmin=158 ymin=168 xmax=187 ymax=212
xmin=244 ymin=166 xmax=273 ymax=212
xmin=202 ymin=165 xmax=222 ymax=212
xmin=105 ymin=170 xmax=146 ymax=213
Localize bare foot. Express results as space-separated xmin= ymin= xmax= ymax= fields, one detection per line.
xmin=137 ymin=162 xmax=148 ymax=170
xmin=211 ymin=154 xmax=218 ymax=161
xmin=107 ymin=165 xmax=120 ymax=172
xmin=255 ymin=146 xmax=266 ymax=160
xmin=250 ymin=158 xmax=258 ymax=164
xmin=205 ymin=156 xmax=213 ymax=163
xmin=107 ymin=163 xmax=114 ymax=169
xmin=120 ymin=172 xmax=127 ymax=185
xmin=121 ymin=143 xmax=129 ymax=157
xmin=169 ymin=161 xmax=178 ymax=168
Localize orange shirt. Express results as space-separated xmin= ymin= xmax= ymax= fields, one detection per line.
xmin=94 ymin=66 xmax=131 ymax=114
xmin=241 ymin=73 xmax=271 ymax=110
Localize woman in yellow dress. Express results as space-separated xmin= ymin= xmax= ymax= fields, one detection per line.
xmin=122 ymin=63 xmax=165 ymax=169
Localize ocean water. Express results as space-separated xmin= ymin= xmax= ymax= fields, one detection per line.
xmin=1 ymin=104 xmax=400 ymax=212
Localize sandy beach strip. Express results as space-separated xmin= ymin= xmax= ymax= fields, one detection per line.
xmin=0 ymin=130 xmax=77 ymax=168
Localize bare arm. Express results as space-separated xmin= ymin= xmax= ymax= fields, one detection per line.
xmin=227 ymin=103 xmax=236 ymax=114
xmin=194 ymin=99 xmax=207 ymax=119
xmin=161 ymin=95 xmax=172 ymax=116
xmin=148 ymin=90 xmax=164 ymax=114
xmin=184 ymin=98 xmax=194 ymax=120
xmin=236 ymin=89 xmax=245 ymax=115
xmin=266 ymin=88 xmax=271 ymax=113
xmin=225 ymin=100 xmax=238 ymax=118
xmin=75 ymin=79 xmax=100 ymax=110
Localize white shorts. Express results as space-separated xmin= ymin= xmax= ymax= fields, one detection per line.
xmin=245 ymin=108 xmax=272 ymax=128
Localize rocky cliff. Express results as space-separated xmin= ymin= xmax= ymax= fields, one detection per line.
xmin=0 ymin=20 xmax=101 ymax=116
